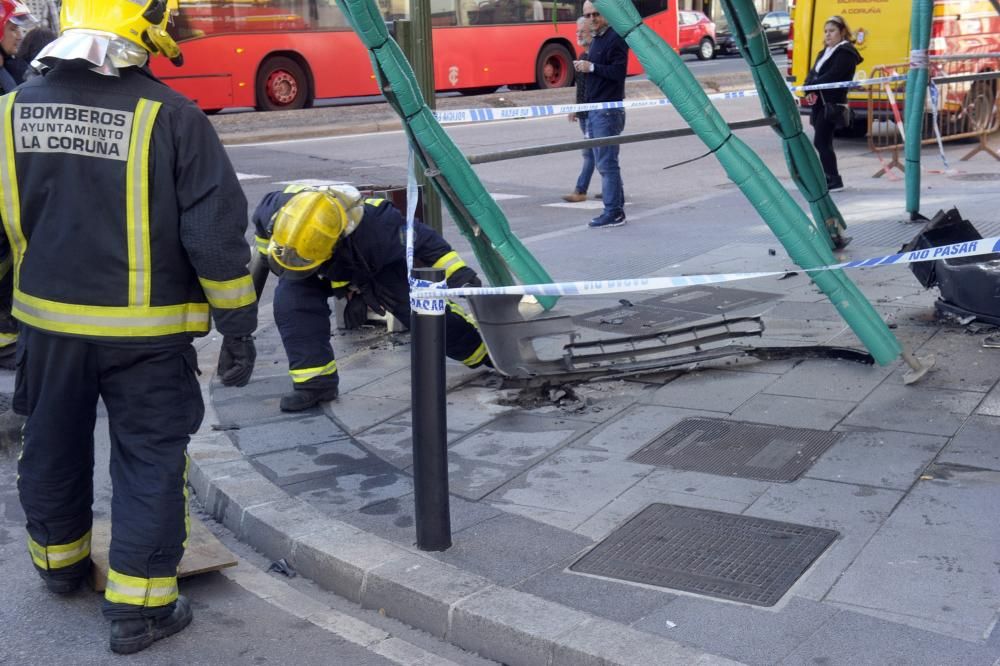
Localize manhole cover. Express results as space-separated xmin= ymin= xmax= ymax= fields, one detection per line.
xmin=629 ymin=417 xmax=841 ymax=482
xmin=643 ymin=286 xmax=781 ymax=316
xmin=948 ymin=173 xmax=1000 ymax=182
xmin=570 ymin=503 xmax=838 ymax=606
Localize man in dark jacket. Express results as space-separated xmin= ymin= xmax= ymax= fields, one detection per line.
xmin=575 ymin=0 xmax=628 ymax=228
xmin=804 ymin=15 xmax=862 ymax=192
xmin=253 ymin=186 xmax=491 ymax=412
xmin=4 ymin=0 xmax=257 ymax=654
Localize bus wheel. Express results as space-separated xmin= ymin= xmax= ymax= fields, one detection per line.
xmin=256 ymin=56 xmax=310 ymax=111
xmin=535 ymin=43 xmax=573 ymax=89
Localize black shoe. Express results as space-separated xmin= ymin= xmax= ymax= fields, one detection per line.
xmin=109 ymin=595 xmax=193 ymax=655
xmin=827 ymin=176 xmax=845 ymax=192
xmin=45 ymin=576 xmax=84 ymax=595
xmin=279 ymin=386 xmax=339 ymax=412
xmin=832 ymin=234 xmax=853 ymax=250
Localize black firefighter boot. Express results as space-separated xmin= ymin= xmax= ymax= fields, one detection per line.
xmin=279 ymin=385 xmax=339 ymax=412
xmin=109 ymin=595 xmax=193 ymax=655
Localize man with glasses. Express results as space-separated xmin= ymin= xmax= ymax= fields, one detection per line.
xmin=574 ymin=0 xmax=628 ymax=229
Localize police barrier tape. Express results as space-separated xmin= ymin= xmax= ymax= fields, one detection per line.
xmin=409 ymin=235 xmax=1000 ymax=301
xmin=432 ymin=75 xmax=907 ymax=125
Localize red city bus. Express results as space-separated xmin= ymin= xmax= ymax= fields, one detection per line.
xmin=153 ymin=0 xmax=679 ymax=111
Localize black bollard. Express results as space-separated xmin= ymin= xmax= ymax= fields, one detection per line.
xmin=410 ymin=267 xmax=452 ymax=551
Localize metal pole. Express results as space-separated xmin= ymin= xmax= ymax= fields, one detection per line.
xmin=410 ymin=266 xmax=451 ymax=551
xmin=466 ymin=117 xmax=776 ymax=164
xmin=404 ymin=5 xmax=444 ymax=234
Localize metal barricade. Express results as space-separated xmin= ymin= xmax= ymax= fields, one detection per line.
xmin=866 ymin=54 xmax=1000 ymax=178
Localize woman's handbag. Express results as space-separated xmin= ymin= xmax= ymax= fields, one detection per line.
xmin=820 ymin=92 xmax=852 ymax=129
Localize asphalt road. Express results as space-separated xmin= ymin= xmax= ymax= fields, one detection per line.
xmin=0 ymin=418 xmax=496 ymax=666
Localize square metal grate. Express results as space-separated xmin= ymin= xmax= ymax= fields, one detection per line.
xmin=629 ymin=417 xmax=841 ymax=482
xmin=570 ymin=503 xmax=838 ymax=606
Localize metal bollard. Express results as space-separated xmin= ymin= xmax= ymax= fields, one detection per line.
xmin=409 ymin=267 xmax=451 ymax=550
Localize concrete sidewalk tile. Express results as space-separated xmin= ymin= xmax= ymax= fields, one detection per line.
xmin=348 ymin=372 xmax=413 ymax=401
xmin=239 ymin=497 xmax=330 ymax=561
xmin=552 ymin=618 xmax=742 ymax=666
xmin=212 ymin=373 xmax=289 ymax=403
xmin=766 ymin=301 xmax=843 ymax=321
xmin=187 ymin=458 xmax=257 ymax=501
xmin=635 ymin=596 xmax=838 ymax=666
xmin=362 ymin=556 xmax=491 ymax=637
xmin=886 ymin=334 xmax=1000 ymax=393
xmin=575 ymin=404 xmax=722 ymax=458
xmin=807 ymin=429 xmax=946 ymax=490
xmin=433 ymin=513 xmax=592 ymax=587
xmin=732 ymin=394 xmax=856 ymax=430
xmin=875 ymin=470 xmax=1000 ymax=542
xmin=251 ymin=439 xmax=376 ymax=486
xmin=515 ymin=558 xmax=675 ymax=625
xmin=339 ymin=494 xmax=502 ymax=546
xmin=827 ymin=526 xmax=999 ymax=643
xmin=230 ymin=415 xmax=349 ymax=456
xmin=442 ymin=386 xmax=518 ymax=431
xmin=841 ymin=383 xmax=982 ymax=437
xmin=283 ymin=463 xmax=413 ymax=518
xmin=488 ymin=447 xmax=651 ymax=531
xmin=324 ymin=393 xmax=410 ymax=435
xmin=976 ymin=382 xmax=1000 ymax=416
xmin=777 ymin=606 xmax=999 ymax=666
xmin=447 ymin=457 xmax=524 ymax=500
xmin=291 ymin=524 xmax=407 ymax=604
xmin=828 ymin=323 xmax=938 ymax=352
xmin=744 ymin=478 xmax=903 ymax=601
xmin=449 ymin=413 xmax=591 ymax=468
xmin=355 ymin=420 xmax=413 ymax=468
xmin=572 ymin=468 xmax=767 ymax=540
xmin=938 ymin=415 xmax=1000 ymax=471
xmin=763 ymin=358 xmax=892 ymax=402
xmin=646 ymin=370 xmax=778 ymax=412
xmin=186 ymin=431 xmax=244 ymax=466
xmin=448 ymin=586 xmax=590 ymax=666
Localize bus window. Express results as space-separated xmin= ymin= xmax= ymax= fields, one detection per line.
xmin=634 ymin=0 xmax=668 ymax=19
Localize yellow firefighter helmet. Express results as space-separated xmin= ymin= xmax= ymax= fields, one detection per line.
xmin=60 ymin=0 xmax=183 ymax=65
xmin=267 ymin=191 xmax=349 ymax=279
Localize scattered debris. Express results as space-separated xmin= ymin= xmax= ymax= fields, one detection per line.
xmin=619 ymin=298 xmax=634 ymax=307
xmin=984 ymin=334 xmax=1000 ymax=349
xmin=211 ymin=423 xmax=240 ymax=431
xmin=777 ymin=271 xmax=798 ymax=280
xmin=267 ymin=558 xmax=297 ymax=578
xmin=768 ymin=248 xmax=777 ymax=256
xmin=495 ymin=383 xmax=587 ymax=412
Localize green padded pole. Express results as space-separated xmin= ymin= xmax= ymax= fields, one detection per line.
xmin=340 ymin=0 xmax=557 ymax=308
xmin=719 ymin=0 xmax=848 ymax=249
xmin=905 ymin=0 xmax=933 ymax=216
xmin=598 ymin=0 xmax=901 ymax=365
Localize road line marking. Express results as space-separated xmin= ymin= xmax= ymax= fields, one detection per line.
xmin=223 ymin=565 xmax=462 ymax=666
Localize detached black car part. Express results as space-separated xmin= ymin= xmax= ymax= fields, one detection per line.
xmin=901 ymin=207 xmax=1000 ymax=325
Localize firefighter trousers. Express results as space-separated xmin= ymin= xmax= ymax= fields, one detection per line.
xmin=15 ymin=327 xmax=203 ymax=620
xmin=273 ymin=263 xmax=488 ymax=390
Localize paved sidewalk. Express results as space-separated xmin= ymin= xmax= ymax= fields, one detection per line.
xmin=188 ymin=150 xmax=1000 ymax=665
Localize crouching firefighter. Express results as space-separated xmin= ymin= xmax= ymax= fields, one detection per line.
xmin=253 ymin=185 xmax=491 ymax=412
xmin=2 ymin=0 xmax=257 ymax=655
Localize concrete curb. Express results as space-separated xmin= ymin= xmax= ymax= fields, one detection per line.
xmin=188 ymin=367 xmax=743 ymax=666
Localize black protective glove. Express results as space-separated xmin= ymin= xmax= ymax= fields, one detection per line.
xmin=217 ymin=335 xmax=256 ymax=387
xmin=447 ymin=266 xmax=482 ymax=289
xmin=343 ymin=294 xmax=369 ymax=329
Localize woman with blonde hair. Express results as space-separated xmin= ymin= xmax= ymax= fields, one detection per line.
xmin=804 ymin=15 xmax=862 ymax=192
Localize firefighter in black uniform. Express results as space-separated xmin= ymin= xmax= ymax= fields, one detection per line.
xmin=253 ymin=185 xmax=490 ymax=412
xmin=2 ymin=0 xmax=258 ymax=654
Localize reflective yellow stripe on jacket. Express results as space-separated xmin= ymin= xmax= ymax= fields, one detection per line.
xmin=289 ymin=359 xmax=338 ymax=383
xmin=447 ymin=301 xmax=488 ymax=367
xmin=432 ymin=251 xmax=468 ymax=280
xmin=27 ymin=530 xmax=91 ymax=570
xmin=0 ymin=92 xmax=26 ymax=290
xmin=105 ymin=569 xmax=178 ymax=608
xmin=1 ymin=96 xmax=214 ymax=337
xmin=199 ymin=275 xmax=255 ymax=309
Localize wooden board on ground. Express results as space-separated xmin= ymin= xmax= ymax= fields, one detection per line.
xmin=90 ymin=514 xmax=237 ymax=592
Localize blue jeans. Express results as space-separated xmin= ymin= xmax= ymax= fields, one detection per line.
xmin=574 ymin=115 xmax=595 ymax=195
xmin=589 ymin=108 xmax=626 ymax=217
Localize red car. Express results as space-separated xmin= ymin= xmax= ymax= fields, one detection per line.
xmin=677 ymin=10 xmax=716 ymax=60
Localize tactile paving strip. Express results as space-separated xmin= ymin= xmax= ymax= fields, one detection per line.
xmin=570 ymin=503 xmax=838 ymax=606
xmin=629 ymin=417 xmax=841 ymax=482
